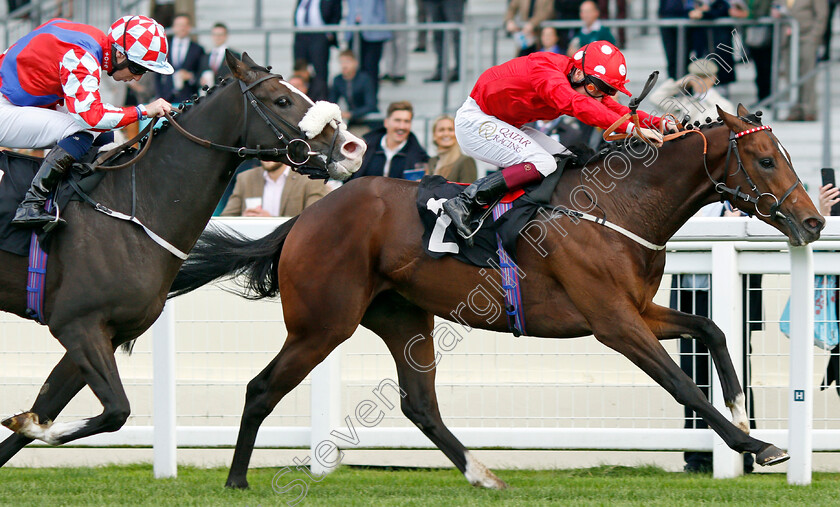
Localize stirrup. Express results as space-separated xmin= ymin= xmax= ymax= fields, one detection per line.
xmin=455 ymin=198 xmax=500 ymax=241
xmin=42 ymin=202 xmax=63 ymax=233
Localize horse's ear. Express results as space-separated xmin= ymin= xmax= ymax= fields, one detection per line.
xmin=226 ymin=50 xmax=256 ymax=82
xmin=736 ymin=103 xmax=750 ymax=118
xmin=718 ymin=104 xmax=746 ymax=132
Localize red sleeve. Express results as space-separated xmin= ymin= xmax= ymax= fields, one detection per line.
xmin=529 ymin=54 xmax=633 ymax=133
xmin=59 ymin=48 xmax=139 ymax=131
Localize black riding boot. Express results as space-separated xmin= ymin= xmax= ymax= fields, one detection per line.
xmin=10 ymin=146 xmax=75 ymax=228
xmin=442 ymin=170 xmax=509 ymax=240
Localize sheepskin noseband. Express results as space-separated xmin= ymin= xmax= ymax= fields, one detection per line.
xmin=299 ymin=101 xmax=344 ymax=139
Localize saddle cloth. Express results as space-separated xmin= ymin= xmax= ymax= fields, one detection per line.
xmin=0 ymin=150 xmax=104 ymax=256
xmin=416 ymin=175 xmax=544 ymax=267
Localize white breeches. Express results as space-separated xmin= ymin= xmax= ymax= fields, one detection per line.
xmin=454 ymin=97 xmax=569 ymax=177
xmin=0 ymin=95 xmax=88 ymax=150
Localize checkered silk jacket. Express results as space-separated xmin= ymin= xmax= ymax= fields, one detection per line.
xmin=0 ymin=19 xmax=142 ymax=131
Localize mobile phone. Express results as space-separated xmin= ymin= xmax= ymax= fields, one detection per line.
xmin=820 ymin=168 xmax=840 ymax=216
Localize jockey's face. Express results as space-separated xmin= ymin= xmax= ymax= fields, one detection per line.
xmin=111 ymin=53 xmax=144 ymax=82
xmin=571 ymin=68 xmax=605 ymax=101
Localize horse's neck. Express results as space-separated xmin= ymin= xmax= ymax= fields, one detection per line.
xmin=100 ymin=84 xmax=244 ymax=247
xmin=557 ymin=127 xmax=730 ymax=246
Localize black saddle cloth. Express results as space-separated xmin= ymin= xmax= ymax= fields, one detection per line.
xmin=0 ymin=150 xmax=105 ymax=256
xmin=416 ymin=160 xmax=568 ymax=267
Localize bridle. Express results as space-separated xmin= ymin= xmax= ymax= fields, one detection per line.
xmin=710 ymin=120 xmax=801 ymax=221
xmin=163 ymin=71 xmax=342 ymax=179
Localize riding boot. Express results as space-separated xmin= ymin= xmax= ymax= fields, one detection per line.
xmin=443 ymin=162 xmax=543 ymax=240
xmin=10 ymin=146 xmax=76 ymax=228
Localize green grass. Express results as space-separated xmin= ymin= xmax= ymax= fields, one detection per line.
xmin=1 ymin=464 xmax=839 ymax=506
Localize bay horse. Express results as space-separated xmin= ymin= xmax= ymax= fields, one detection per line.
xmin=170 ymin=105 xmax=823 ymax=489
xmin=0 ymin=52 xmax=365 ymax=465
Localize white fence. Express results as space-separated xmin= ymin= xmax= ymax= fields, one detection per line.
xmin=2 ymin=217 xmax=840 ymax=485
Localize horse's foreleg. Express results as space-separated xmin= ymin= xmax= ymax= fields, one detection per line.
xmin=0 ymin=353 xmax=86 ymax=466
xmin=226 ymin=332 xmax=348 ymax=489
xmin=3 ymin=322 xmax=129 ymax=445
xmin=363 ymin=295 xmax=507 ymax=489
xmin=593 ymin=311 xmax=787 ymax=466
xmin=641 ymin=303 xmax=748 ymax=433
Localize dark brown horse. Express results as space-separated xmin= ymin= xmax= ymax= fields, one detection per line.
xmin=170 ymin=105 xmax=823 ymax=489
xmin=0 ymin=52 xmax=365 ymax=464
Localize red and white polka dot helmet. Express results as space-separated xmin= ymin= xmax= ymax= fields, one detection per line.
xmin=108 ymin=16 xmax=174 ymax=75
xmin=571 ymin=41 xmax=631 ymax=96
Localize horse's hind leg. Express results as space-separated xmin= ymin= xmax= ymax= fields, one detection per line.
xmin=594 ymin=309 xmax=788 ymax=466
xmin=3 ymin=320 xmax=130 ymax=445
xmin=0 ymin=353 xmax=86 ymax=466
xmin=226 ymin=330 xmax=350 ymax=489
xmin=642 ymin=303 xmax=749 ymax=433
xmin=362 ymin=293 xmax=507 ymax=489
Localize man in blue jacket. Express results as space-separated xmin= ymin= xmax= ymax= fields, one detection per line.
xmin=351 ymin=101 xmax=429 ymax=179
xmin=329 ymin=50 xmax=378 ymax=126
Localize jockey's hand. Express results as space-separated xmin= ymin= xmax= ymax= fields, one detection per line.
xmin=662 ymin=118 xmax=679 ymax=134
xmin=144 ymin=98 xmax=173 ymax=118
xmin=635 ymin=126 xmax=664 ymax=147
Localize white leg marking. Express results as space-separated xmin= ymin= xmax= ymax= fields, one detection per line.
xmin=728 ymin=393 xmax=749 ymax=434
xmin=463 ymin=451 xmax=507 ymax=489
xmin=16 ymin=414 xmax=87 ymax=445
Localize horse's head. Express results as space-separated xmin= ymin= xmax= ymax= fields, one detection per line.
xmin=717 ymin=104 xmax=823 ymax=246
xmin=226 ymin=52 xmax=365 ymax=180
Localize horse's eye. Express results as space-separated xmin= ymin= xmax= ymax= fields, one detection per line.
xmin=275 ymin=96 xmax=292 ymax=108
xmin=759 ymin=158 xmax=775 ymax=169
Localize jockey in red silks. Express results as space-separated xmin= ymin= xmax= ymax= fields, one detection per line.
xmin=443 ymin=41 xmax=676 ymax=239
xmin=0 ymin=16 xmax=175 ymax=228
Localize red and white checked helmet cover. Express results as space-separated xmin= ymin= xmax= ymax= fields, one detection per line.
xmin=571 ymin=41 xmax=631 ymax=96
xmin=108 ymin=15 xmax=174 ymax=75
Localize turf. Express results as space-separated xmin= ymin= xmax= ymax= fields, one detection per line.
xmin=1 ymin=464 xmax=839 ymax=506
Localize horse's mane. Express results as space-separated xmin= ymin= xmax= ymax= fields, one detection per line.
xmin=566 ymin=111 xmax=764 ymax=171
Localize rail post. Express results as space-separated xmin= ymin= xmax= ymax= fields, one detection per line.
xmin=787 ymin=245 xmax=814 ymax=485
xmin=310 ymin=347 xmax=342 ymax=476
xmin=152 ymin=303 xmax=177 ymax=478
xmin=710 ymin=243 xmax=744 ymax=478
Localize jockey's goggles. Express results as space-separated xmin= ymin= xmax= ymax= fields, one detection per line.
xmin=584 ymin=77 xmax=617 ymax=97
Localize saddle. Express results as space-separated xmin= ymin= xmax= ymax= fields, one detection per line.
xmin=0 ymin=150 xmax=105 ymax=256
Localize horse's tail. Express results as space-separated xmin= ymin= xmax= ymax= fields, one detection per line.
xmin=168 ymin=216 xmax=299 ymax=300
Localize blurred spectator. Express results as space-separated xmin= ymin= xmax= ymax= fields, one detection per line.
xmin=821 ymin=0 xmax=840 ymax=60
xmin=424 ymin=0 xmax=467 ymax=81
xmin=200 ymin=23 xmax=240 ymax=88
xmin=150 ymin=0 xmax=176 ymax=28
xmin=730 ymin=0 xmax=774 ymax=102
xmin=7 ymin=0 xmax=30 ymax=14
xmin=288 ymin=73 xmax=311 ymax=96
xmin=553 ymin=0 xmax=583 ymax=44
xmin=294 ymin=58 xmax=328 ymax=102
xmin=649 ymin=59 xmax=735 ymax=122
xmin=688 ymin=0 xmax=737 ymax=88
xmin=414 ymin=0 xmax=430 ymax=52
xmin=351 ymin=101 xmax=429 ymax=179
xmin=596 ymin=0 xmax=626 ymax=46
xmin=567 ymin=0 xmax=616 ymax=55
xmin=779 ymin=0 xmax=829 ymax=121
xmin=156 ymin=13 xmax=205 ymax=103
xmin=221 ymin=160 xmax=329 ymax=217
xmin=505 ymin=0 xmax=555 ymax=57
xmin=294 ymin=0 xmax=342 ymax=103
xmin=659 ymin=0 xmax=693 ymax=80
xmin=382 ymin=0 xmax=408 ymax=83
xmin=539 ymin=26 xmax=567 ymax=53
xmin=329 ymin=50 xmax=378 ymax=127
xmin=426 ymin=115 xmax=477 ymax=183
xmin=346 ymin=0 xmax=391 ymax=99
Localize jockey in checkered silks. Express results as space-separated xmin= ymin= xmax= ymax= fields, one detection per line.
xmin=0 ymin=16 xmax=175 ymax=228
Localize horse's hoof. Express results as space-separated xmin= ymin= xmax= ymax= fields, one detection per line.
xmin=464 ymin=451 xmax=508 ymax=489
xmin=225 ymin=478 xmax=249 ymax=490
xmin=2 ymin=412 xmax=37 ymax=433
xmin=756 ymin=444 xmax=790 ymax=466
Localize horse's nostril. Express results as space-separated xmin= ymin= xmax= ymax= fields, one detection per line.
xmin=343 ymin=141 xmax=360 ymax=155
xmin=805 ymin=217 xmax=825 ymax=232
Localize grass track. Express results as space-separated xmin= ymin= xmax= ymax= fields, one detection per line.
xmin=1 ymin=464 xmax=839 ymax=506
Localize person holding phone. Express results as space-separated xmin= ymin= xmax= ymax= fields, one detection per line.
xmin=820 ymin=168 xmax=840 ymax=216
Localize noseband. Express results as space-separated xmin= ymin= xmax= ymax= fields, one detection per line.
xmin=708 ymin=123 xmax=800 ymax=220
xmin=165 ymin=72 xmax=341 ymax=179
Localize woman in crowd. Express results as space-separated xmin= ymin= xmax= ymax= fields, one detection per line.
xmin=426 ymin=115 xmax=477 ymax=183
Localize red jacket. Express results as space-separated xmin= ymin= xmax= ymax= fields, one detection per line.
xmin=470 ymin=52 xmax=661 ymax=133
